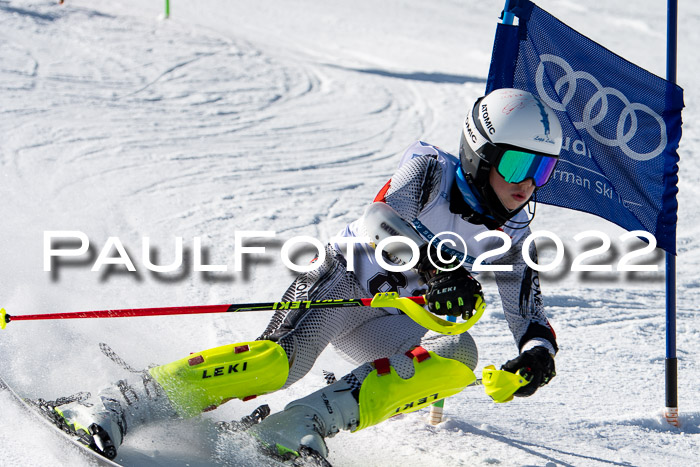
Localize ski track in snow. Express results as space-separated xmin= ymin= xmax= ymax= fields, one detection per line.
xmin=1 ymin=0 xmax=699 ymax=466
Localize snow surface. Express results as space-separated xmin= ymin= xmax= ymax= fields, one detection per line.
xmin=1 ymin=0 xmax=699 ymax=466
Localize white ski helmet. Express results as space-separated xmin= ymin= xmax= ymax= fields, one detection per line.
xmin=458 ymin=88 xmax=563 ymax=223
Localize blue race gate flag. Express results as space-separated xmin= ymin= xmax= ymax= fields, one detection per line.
xmin=486 ymin=0 xmax=684 ymax=254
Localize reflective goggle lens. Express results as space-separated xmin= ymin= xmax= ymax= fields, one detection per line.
xmin=496 ymin=150 xmax=558 ymax=187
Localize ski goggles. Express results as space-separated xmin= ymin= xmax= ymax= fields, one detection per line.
xmin=476 ymin=141 xmax=559 ymax=187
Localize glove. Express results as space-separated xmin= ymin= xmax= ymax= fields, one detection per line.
xmin=415 ymin=244 xmax=483 ymax=319
xmin=501 ymin=346 xmax=556 ymax=397
xmin=424 ymin=270 xmax=482 ymax=319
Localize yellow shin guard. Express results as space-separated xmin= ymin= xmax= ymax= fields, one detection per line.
xmin=356 ymin=347 xmax=476 ymax=430
xmin=149 ymin=340 xmax=289 ymax=417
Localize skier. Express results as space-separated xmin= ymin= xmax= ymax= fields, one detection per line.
xmin=48 ymin=88 xmax=561 ymax=463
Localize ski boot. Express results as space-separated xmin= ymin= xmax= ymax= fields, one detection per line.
xmin=44 ymin=366 xmax=177 ymax=459
xmin=36 ymin=371 xmax=174 ymax=460
xmin=44 ymin=393 xmax=124 ymax=459
xmin=248 ymin=346 xmax=476 ymax=464
xmin=249 ymin=376 xmax=359 ymax=463
xmin=30 ymin=391 xmax=121 ymax=460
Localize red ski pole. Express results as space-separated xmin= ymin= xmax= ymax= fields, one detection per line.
xmin=0 ymin=296 xmax=426 ymax=330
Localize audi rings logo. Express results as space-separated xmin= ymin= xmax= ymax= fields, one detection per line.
xmin=535 ymin=54 xmax=667 ymax=161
